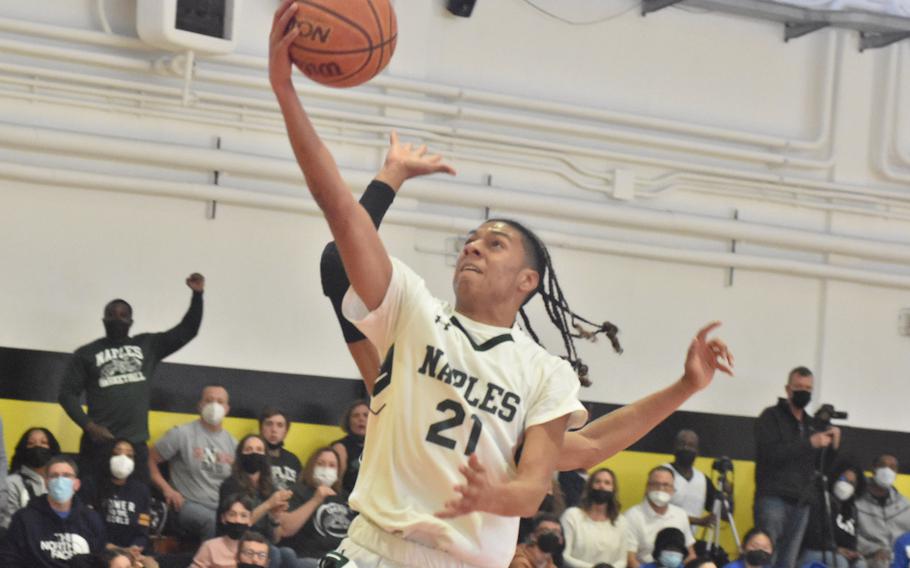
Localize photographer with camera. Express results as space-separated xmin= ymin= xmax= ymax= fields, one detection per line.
xmin=667 ymin=430 xmax=718 ymax=532
xmin=754 ymin=366 xmax=841 ymax=568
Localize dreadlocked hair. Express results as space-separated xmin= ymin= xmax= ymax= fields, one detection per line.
xmin=486 ymin=218 xmax=622 ymax=387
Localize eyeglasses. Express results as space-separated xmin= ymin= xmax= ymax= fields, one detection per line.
xmin=240 ymin=549 xmax=269 ymax=561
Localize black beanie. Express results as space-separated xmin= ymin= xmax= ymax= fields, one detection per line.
xmin=654 ymin=527 xmax=687 ymax=556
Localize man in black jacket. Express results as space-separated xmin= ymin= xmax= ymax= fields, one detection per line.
xmin=59 ymin=273 xmax=205 ymax=485
xmin=754 ymin=366 xmax=841 ymax=568
xmin=0 ymin=456 xmax=106 ymax=567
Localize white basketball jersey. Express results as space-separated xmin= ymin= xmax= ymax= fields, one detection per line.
xmin=342 ymin=259 xmax=587 ymax=568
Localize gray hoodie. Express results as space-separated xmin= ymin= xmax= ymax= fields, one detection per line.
xmin=855 ymin=483 xmax=910 ymax=568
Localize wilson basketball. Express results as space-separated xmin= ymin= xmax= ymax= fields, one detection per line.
xmin=289 ymin=0 xmax=397 ymax=88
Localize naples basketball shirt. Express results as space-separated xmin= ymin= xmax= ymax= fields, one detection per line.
xmin=342 ymin=258 xmax=587 ymax=567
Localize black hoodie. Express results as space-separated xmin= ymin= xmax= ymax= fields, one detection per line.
xmin=0 ymin=494 xmax=106 ymax=567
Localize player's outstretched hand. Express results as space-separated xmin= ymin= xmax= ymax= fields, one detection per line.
xmin=681 ymin=321 xmax=734 ymax=393
xmin=186 ymin=272 xmax=205 ymax=292
xmin=268 ymin=0 xmax=300 ymax=89
xmin=436 ymin=453 xmax=495 ymax=519
xmin=376 ymin=130 xmax=456 ymax=191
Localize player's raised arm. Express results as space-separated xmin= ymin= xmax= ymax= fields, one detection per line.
xmin=269 ymin=0 xmax=387 ymax=310
xmin=558 ymin=322 xmax=734 ymax=472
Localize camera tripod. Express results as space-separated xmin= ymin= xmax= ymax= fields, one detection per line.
xmin=704 ymin=469 xmax=741 ymax=562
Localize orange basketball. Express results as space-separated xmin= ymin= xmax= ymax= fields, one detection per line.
xmin=289 ymin=0 xmax=397 ymax=88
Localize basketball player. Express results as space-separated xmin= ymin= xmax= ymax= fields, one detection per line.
xmin=270 ymin=2 xmax=733 ymax=566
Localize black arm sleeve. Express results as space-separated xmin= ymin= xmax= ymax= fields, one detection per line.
xmin=320 ymin=180 xmax=396 ymax=344
xmin=152 ymin=291 xmax=203 ymax=359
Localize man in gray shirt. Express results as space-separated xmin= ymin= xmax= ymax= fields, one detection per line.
xmin=149 ymin=384 xmax=236 ymax=541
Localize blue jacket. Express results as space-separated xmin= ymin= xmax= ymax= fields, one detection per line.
xmin=0 ymin=493 xmax=106 ymax=567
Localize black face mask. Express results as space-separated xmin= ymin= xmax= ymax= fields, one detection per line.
xmin=536 ymin=531 xmax=563 ymax=555
xmin=589 ymin=489 xmax=613 ymax=504
xmin=744 ymin=549 xmax=772 ymax=566
xmin=791 ymin=390 xmax=811 ymax=409
xmin=239 ymin=453 xmax=266 ymax=474
xmin=103 ymin=318 xmax=132 ymax=340
xmin=23 ymin=446 xmax=53 ymax=469
xmin=223 ymin=521 xmax=248 ymax=540
xmin=674 ymin=449 xmax=697 ymax=468
xmin=539 ymin=494 xmax=555 ymax=512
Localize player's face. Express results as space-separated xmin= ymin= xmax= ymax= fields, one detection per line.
xmin=591 ymin=471 xmax=614 ymax=491
xmin=261 ymin=415 xmax=288 ymax=445
xmin=27 ymin=429 xmax=50 ymax=448
xmin=453 ymin=221 xmax=538 ymax=309
xmin=348 ymin=404 xmax=369 ymax=436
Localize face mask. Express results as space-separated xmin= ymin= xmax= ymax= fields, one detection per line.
xmin=48 ymin=476 xmax=75 ymax=504
xmin=658 ymin=550 xmax=685 ymax=568
xmin=223 ymin=521 xmax=248 ymax=540
xmin=23 ymin=446 xmax=53 ymax=469
xmin=833 ymin=479 xmax=855 ymax=501
xmin=240 ymin=453 xmax=266 ymax=474
xmin=110 ymin=455 xmax=135 ymax=480
xmin=536 ymin=531 xmax=562 ymax=555
xmin=674 ymin=449 xmax=697 ymax=469
xmin=790 ymin=390 xmax=811 ymax=409
xmin=103 ymin=318 xmax=132 ymax=340
xmin=744 ymin=549 xmax=772 ymax=566
xmin=589 ymin=489 xmax=613 ymax=504
xmin=874 ymin=467 xmax=897 ymax=488
xmin=313 ymin=466 xmax=338 ymax=487
xmin=648 ymin=490 xmax=672 ymax=508
xmin=201 ymin=402 xmax=226 ymax=426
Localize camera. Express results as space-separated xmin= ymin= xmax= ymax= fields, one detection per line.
xmin=811 ymin=403 xmax=848 ymax=432
xmin=712 ymin=456 xmax=734 ymax=474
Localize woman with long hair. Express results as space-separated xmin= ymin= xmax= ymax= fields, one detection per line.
xmin=562 ymin=468 xmax=629 ymax=568
xmin=218 ymin=434 xmax=291 ymax=542
xmin=1 ymin=426 xmax=60 ymax=528
xmin=279 ymin=446 xmax=356 ymax=565
xmin=80 ymin=439 xmax=158 ymax=568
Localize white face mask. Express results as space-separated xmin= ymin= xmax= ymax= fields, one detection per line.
xmin=110 ymin=454 xmax=135 ymax=480
xmin=874 ymin=467 xmax=897 ymax=489
xmin=313 ymin=466 xmax=338 ymax=487
xmin=201 ymin=402 xmax=226 ymax=426
xmin=832 ymin=480 xmax=855 ymax=501
xmin=648 ymin=490 xmax=672 ymax=508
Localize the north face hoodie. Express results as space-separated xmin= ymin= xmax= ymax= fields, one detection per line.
xmin=0 ymin=493 xmax=106 ymax=567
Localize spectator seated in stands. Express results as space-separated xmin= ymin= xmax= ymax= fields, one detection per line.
xmin=561 ymin=467 xmax=629 ymax=568
xmin=80 ymin=438 xmax=158 ymax=568
xmin=331 ymin=400 xmax=368 ymax=495
xmin=192 ymin=493 xmax=255 ymax=568
xmin=722 ymin=527 xmax=773 ymax=568
xmin=237 ymin=531 xmax=271 ymax=568
xmin=258 ymin=408 xmax=302 ymax=491
xmin=217 ymin=434 xmax=291 ymax=544
xmin=686 ymin=559 xmax=718 ymax=568
xmin=626 ymin=466 xmax=695 ymax=567
xmin=518 ymin=478 xmax=566 ymax=544
xmin=98 ymin=548 xmax=134 ymax=568
xmin=640 ymin=527 xmax=689 ymax=568
xmin=0 ymin=455 xmax=107 ymax=567
xmin=1 ymin=426 xmax=61 ymax=529
xmin=510 ymin=512 xmax=564 ymax=568
xmin=856 ymin=454 xmax=910 ymax=568
xmin=149 ymin=384 xmax=237 ymax=542
xmin=279 ymin=446 xmax=356 ymax=564
xmin=666 ymin=430 xmax=717 ymax=531
xmin=799 ymin=461 xmax=866 ymax=568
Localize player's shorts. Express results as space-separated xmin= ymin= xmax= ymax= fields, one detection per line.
xmin=333 ymin=515 xmax=485 ymax=568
